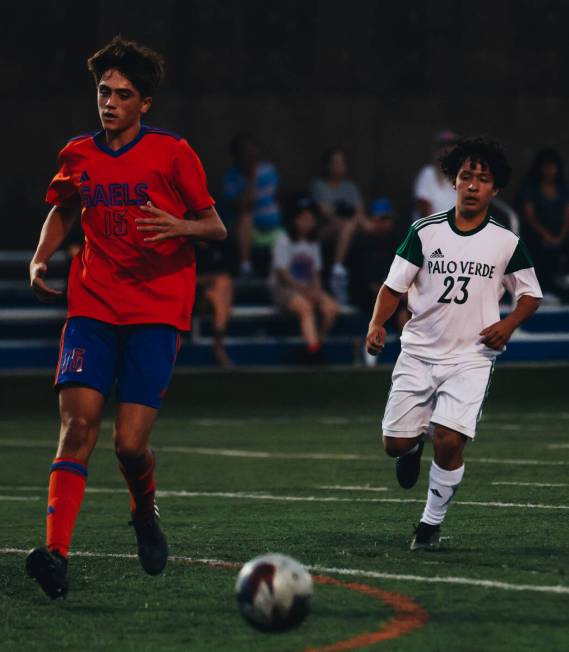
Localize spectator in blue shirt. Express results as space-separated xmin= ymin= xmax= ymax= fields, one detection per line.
xmin=223 ymin=133 xmax=283 ymax=276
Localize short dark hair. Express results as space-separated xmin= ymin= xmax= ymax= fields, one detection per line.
xmin=440 ymin=137 xmax=511 ymax=189
xmin=87 ymin=35 xmax=165 ymax=98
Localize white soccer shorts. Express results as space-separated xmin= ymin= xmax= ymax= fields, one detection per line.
xmin=382 ymin=352 xmax=494 ymax=440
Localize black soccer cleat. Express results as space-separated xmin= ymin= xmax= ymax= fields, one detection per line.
xmin=395 ymin=440 xmax=424 ymax=489
xmin=131 ymin=506 xmax=169 ymax=575
xmin=410 ymin=522 xmax=441 ymax=551
xmin=26 ymin=546 xmax=68 ymax=599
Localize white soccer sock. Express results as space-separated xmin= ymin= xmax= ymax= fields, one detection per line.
xmin=421 ymin=461 xmax=464 ymax=526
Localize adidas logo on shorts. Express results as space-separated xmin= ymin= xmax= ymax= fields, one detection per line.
xmin=430 ymin=248 xmax=444 ymax=258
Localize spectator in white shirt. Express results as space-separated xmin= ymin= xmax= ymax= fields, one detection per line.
xmin=413 ymin=131 xmax=458 ymax=219
xmin=271 ymin=196 xmax=339 ymax=362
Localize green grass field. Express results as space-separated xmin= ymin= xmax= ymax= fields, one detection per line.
xmin=1 ymin=367 xmax=568 ymax=651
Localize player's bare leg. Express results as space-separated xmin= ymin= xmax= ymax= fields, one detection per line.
xmin=57 ymin=386 xmax=105 ymax=461
xmin=27 ymin=387 xmax=105 ymax=598
xmin=114 ymin=403 xmax=168 ymax=575
xmin=411 ymin=424 xmax=467 ymax=551
xmin=384 ymin=434 xmax=425 ymax=490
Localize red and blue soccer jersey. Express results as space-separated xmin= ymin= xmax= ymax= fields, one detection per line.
xmin=46 ymin=126 xmax=215 ymax=331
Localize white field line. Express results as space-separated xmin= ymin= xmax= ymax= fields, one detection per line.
xmin=318 ymin=485 xmax=389 ymax=492
xmin=1 ymin=547 xmax=567 ymax=596
xmin=0 ymin=496 xmax=39 ymax=501
xmin=99 ymin=416 xmax=565 ymax=430
xmin=0 ymin=439 xmax=567 ymax=466
xmin=547 ymin=444 xmax=569 ymax=450
xmin=492 ymin=482 xmax=569 ymax=487
xmin=2 ymin=486 xmax=568 ymax=510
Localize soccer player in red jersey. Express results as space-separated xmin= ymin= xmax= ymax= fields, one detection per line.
xmin=26 ymin=36 xmax=227 ymax=598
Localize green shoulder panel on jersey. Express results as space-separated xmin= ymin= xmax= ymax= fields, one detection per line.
xmin=396 ymin=212 xmax=449 ymax=266
xmin=412 ymin=211 xmax=449 ymax=230
xmin=489 ymin=218 xmax=511 ymax=232
xmin=505 ymin=238 xmax=534 ymax=274
xmin=396 ymin=225 xmax=424 ymax=266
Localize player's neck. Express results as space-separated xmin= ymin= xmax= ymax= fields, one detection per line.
xmin=453 ymin=207 xmax=488 ymax=232
xmin=104 ymin=121 xmax=142 ymax=151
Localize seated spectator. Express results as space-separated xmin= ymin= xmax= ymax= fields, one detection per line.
xmin=348 ymin=199 xmax=410 ymax=364
xmin=350 ymin=198 xmax=398 ymax=312
xmin=518 ymin=149 xmax=569 ymax=303
xmin=310 ymin=148 xmax=367 ymax=304
xmin=271 ymin=196 xmax=339 ymax=364
xmin=222 ymin=133 xmax=283 ymax=277
xmin=195 ymin=239 xmax=238 ymax=367
xmin=413 ymin=130 xmax=458 ymax=219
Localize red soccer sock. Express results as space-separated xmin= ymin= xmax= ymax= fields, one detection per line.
xmin=46 ymin=458 xmax=88 ymax=558
xmin=307 ymin=342 xmax=321 ymax=353
xmin=118 ymin=450 xmax=156 ymax=520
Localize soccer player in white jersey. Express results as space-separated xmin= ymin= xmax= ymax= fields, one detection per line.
xmin=366 ymin=138 xmax=542 ymax=550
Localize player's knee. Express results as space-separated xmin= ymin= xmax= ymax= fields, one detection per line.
xmin=383 ymin=436 xmax=411 ymax=457
xmin=60 ymin=414 xmax=98 ymax=451
xmin=113 ymin=433 xmax=147 ymax=460
xmin=432 ymin=427 xmax=465 ymax=464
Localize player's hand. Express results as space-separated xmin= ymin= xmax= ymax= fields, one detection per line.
xmin=479 ymin=319 xmax=515 ymax=350
xmin=29 ymin=261 xmax=64 ymax=303
xmin=366 ymin=322 xmax=387 ymax=356
xmin=136 ymin=202 xmax=189 ymax=242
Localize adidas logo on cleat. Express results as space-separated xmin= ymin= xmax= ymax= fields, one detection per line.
xmin=430 ymin=248 xmax=444 ymax=258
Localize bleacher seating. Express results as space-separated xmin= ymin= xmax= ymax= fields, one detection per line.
xmin=1 ymin=251 xmax=569 ymax=371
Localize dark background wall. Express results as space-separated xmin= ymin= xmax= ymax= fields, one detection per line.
xmin=2 ymin=0 xmax=569 ymax=246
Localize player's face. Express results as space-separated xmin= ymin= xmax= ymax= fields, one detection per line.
xmin=454 ymin=158 xmax=498 ymax=217
xmin=97 ymin=68 xmax=151 ymax=132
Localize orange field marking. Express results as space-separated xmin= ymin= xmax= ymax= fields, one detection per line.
xmin=303 ymin=575 xmax=429 ymax=652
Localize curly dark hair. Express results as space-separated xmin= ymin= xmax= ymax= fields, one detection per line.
xmin=440 ymin=137 xmax=511 ymax=189
xmin=87 ymin=35 xmax=165 ymax=98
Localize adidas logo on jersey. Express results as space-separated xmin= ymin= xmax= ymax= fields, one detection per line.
xmin=79 ymin=170 xmax=90 ymax=182
xmin=430 ymin=248 xmax=444 ymax=258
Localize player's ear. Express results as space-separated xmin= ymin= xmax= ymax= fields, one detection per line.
xmin=141 ymin=96 xmax=152 ymax=114
xmin=492 ymin=187 xmax=499 ymax=197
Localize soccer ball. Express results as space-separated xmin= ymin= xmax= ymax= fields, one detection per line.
xmin=235 ymin=553 xmax=313 ymax=632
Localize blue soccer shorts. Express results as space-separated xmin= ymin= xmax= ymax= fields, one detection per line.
xmin=55 ymin=317 xmax=182 ymax=409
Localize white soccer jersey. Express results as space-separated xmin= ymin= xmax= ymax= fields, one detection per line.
xmin=384 ymin=209 xmax=542 ymax=363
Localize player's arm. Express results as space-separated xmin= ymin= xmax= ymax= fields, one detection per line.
xmin=481 ymin=241 xmax=542 ymax=350
xmin=367 ymin=224 xmax=423 ymax=354
xmin=366 ymin=284 xmax=403 ymax=355
xmin=479 ymin=295 xmax=540 ymax=350
xmin=30 ymin=199 xmax=80 ymax=302
xmin=136 ymin=203 xmax=227 ymax=242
